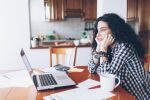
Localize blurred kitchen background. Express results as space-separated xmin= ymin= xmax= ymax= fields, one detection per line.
xmin=0 ymin=0 xmax=150 ymax=71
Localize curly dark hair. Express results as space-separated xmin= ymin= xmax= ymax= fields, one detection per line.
xmin=92 ymin=13 xmax=145 ymax=59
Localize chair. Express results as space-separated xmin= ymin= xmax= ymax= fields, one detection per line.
xmin=144 ymin=54 xmax=150 ymax=72
xmin=50 ymin=46 xmax=77 ymax=67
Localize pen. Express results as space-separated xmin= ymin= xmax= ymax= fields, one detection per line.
xmin=89 ymin=85 xmax=101 ymax=89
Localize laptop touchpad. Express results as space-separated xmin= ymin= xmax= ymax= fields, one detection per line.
xmin=56 ymin=75 xmax=69 ymax=80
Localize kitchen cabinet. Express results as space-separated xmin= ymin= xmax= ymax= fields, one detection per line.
xmin=139 ymin=0 xmax=150 ymax=31
xmin=64 ymin=0 xmax=83 ymax=17
xmin=44 ymin=0 xmax=64 ymax=21
xmin=139 ymin=30 xmax=150 ymax=53
xmin=64 ymin=0 xmax=97 ymax=20
xmin=127 ymin=0 xmax=138 ymax=21
xmin=82 ymin=0 xmax=97 ymax=21
xmin=30 ymin=47 xmax=91 ymax=67
xmin=75 ymin=47 xmax=91 ymax=66
xmin=138 ymin=0 xmax=150 ymax=53
xmin=45 ymin=0 xmax=97 ymax=20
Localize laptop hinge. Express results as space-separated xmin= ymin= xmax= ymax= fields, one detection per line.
xmin=32 ymin=75 xmax=38 ymax=87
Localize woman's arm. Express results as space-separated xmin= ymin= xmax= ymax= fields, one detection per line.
xmin=97 ymin=44 xmax=134 ymax=75
xmin=88 ymin=51 xmax=100 ymax=73
xmin=88 ymin=34 xmax=114 ymax=73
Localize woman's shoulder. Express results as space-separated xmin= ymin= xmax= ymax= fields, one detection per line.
xmin=116 ymin=42 xmax=135 ymax=51
xmin=113 ymin=42 xmax=136 ymax=58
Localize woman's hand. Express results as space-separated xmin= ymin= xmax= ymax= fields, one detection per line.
xmin=95 ymin=34 xmax=114 ymax=52
xmin=100 ymin=34 xmax=114 ymax=51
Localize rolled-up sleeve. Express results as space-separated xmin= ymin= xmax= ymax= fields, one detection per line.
xmin=88 ymin=55 xmax=99 ymax=73
xmin=96 ymin=44 xmax=134 ymax=75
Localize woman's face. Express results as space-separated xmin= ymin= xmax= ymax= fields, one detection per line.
xmin=96 ymin=21 xmax=112 ymax=41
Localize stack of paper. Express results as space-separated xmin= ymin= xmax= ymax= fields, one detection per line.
xmin=44 ymin=88 xmax=115 ymax=100
xmin=43 ymin=79 xmax=115 ymax=100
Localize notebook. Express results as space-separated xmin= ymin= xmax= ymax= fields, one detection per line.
xmin=20 ymin=49 xmax=76 ymax=91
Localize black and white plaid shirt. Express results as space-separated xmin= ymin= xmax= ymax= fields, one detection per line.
xmin=88 ymin=42 xmax=150 ymax=100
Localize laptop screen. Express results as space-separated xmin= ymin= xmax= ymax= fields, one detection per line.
xmin=20 ymin=49 xmax=33 ymax=75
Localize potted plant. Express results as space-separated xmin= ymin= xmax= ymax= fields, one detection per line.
xmin=80 ymin=32 xmax=90 ymax=44
xmin=31 ymin=33 xmax=46 ymax=47
xmin=46 ymin=35 xmax=56 ymax=40
xmin=31 ymin=36 xmax=41 ymax=47
xmin=81 ymin=32 xmax=87 ymax=39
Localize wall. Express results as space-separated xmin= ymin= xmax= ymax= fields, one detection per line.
xmin=0 ymin=0 xmax=30 ymax=70
xmin=97 ymin=0 xmax=127 ymax=20
xmin=0 ymin=0 xmax=50 ymax=70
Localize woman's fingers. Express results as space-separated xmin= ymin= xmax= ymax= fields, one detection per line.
xmin=108 ymin=34 xmax=114 ymax=43
xmin=102 ymin=34 xmax=114 ymax=47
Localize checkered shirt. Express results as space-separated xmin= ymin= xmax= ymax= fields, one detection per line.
xmin=88 ymin=42 xmax=150 ymax=100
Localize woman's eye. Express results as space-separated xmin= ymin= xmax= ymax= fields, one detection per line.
xmin=102 ymin=29 xmax=107 ymax=31
xmin=98 ymin=29 xmax=107 ymax=32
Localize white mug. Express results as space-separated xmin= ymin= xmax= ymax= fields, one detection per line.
xmin=100 ymin=74 xmax=120 ymax=91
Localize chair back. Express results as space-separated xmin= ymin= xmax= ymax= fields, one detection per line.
xmin=50 ymin=46 xmax=77 ymax=67
xmin=144 ymin=54 xmax=150 ymax=72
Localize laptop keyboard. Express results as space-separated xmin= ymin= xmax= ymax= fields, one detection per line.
xmin=39 ymin=74 xmax=57 ymax=86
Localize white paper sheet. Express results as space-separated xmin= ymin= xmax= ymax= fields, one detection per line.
xmin=77 ymin=79 xmax=100 ymax=89
xmin=0 ymin=70 xmax=33 ymax=88
xmin=43 ymin=88 xmax=115 ymax=100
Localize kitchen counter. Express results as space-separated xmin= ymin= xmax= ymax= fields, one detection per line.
xmin=30 ymin=39 xmax=92 ymax=49
xmin=30 ymin=43 xmax=91 ymax=49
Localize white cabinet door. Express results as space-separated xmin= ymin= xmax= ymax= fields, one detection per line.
xmin=75 ymin=47 xmax=92 ymax=66
xmin=29 ymin=47 xmax=92 ymax=68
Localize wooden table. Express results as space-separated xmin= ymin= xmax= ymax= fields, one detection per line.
xmin=0 ymin=66 xmax=135 ymax=100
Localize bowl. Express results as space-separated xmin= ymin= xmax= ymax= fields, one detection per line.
xmin=73 ymin=40 xmax=80 ymax=46
xmin=80 ymin=38 xmax=89 ymax=44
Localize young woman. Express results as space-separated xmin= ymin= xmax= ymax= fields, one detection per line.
xmin=88 ymin=13 xmax=150 ymax=100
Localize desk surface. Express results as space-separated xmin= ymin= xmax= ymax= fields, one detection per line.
xmin=0 ymin=66 xmax=135 ymax=100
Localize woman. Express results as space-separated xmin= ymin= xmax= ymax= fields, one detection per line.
xmin=88 ymin=13 xmax=150 ymax=100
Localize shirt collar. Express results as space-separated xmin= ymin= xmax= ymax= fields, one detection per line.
xmin=110 ymin=42 xmax=120 ymax=54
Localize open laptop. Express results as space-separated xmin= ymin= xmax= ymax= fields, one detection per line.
xmin=20 ymin=49 xmax=76 ymax=91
